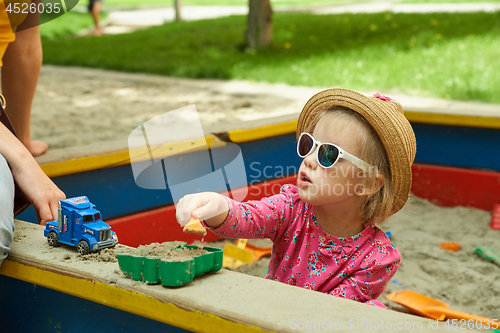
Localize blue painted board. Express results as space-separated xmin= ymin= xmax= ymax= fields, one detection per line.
xmin=17 ymin=124 xmax=500 ymax=223
xmin=18 ymin=134 xmax=301 ymax=223
xmin=0 ymin=274 xmax=191 ymax=333
xmin=412 ymin=123 xmax=500 ymax=171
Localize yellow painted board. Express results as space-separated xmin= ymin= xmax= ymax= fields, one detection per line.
xmin=404 ymin=111 xmax=500 ymax=129
xmin=225 ymin=112 xmax=500 ymax=145
xmin=227 ymin=120 xmax=297 ymax=143
xmin=40 ymin=136 xmax=221 ymax=179
xmin=39 ymin=112 xmax=499 ymax=179
xmin=0 ymin=260 xmax=269 ymax=333
xmin=4 ymin=220 xmax=454 ymax=333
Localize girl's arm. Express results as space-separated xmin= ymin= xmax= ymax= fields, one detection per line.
xmin=176 ymin=185 xmax=297 ymax=241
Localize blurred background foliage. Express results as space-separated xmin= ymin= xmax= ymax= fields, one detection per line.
xmin=40 ymin=1 xmax=500 ymax=103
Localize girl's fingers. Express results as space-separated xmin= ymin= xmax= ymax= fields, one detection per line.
xmin=192 ymin=203 xmax=213 ymax=221
xmin=176 ymin=196 xmax=198 ymax=226
xmin=183 ymin=196 xmax=199 ymax=226
xmin=191 ymin=209 xmax=201 ymax=220
xmin=175 ymin=198 xmax=186 ymax=226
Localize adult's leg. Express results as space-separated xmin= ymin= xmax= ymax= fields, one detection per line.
xmin=91 ymin=0 xmax=103 ymax=36
xmin=0 ymin=153 xmax=14 ymax=267
xmin=1 ymin=23 xmax=47 ymax=157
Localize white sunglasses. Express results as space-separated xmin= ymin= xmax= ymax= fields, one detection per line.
xmin=297 ymin=132 xmax=372 ymax=171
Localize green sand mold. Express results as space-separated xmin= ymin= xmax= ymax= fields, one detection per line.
xmin=474 ymin=247 xmax=500 ymax=268
xmin=117 ymin=243 xmax=223 ymax=287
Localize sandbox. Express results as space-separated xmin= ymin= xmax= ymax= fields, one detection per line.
xmin=0 ymin=220 xmax=482 ymax=333
xmin=3 ymin=67 xmax=499 ymax=332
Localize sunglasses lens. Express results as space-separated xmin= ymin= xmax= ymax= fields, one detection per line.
xmin=318 ymin=144 xmax=339 ymax=167
xmin=298 ymin=134 xmax=314 ymax=157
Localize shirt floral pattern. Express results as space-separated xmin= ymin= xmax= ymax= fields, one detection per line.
xmin=202 ymin=185 xmax=400 ymax=309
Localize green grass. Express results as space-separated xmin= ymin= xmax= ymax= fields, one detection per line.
xmin=75 ymin=0 xmax=500 ymax=7
xmin=39 ymin=11 xmax=108 ymax=39
xmin=42 ymin=11 xmax=500 ymax=103
xmin=76 ymin=0 xmax=374 ymax=8
xmin=401 ymin=0 xmax=500 ymax=3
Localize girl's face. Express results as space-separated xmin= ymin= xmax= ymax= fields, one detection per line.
xmin=297 ymin=113 xmax=367 ymax=207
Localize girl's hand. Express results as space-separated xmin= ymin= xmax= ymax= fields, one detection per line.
xmin=176 ymin=192 xmax=229 ymax=228
xmin=10 ymin=154 xmax=65 ymax=225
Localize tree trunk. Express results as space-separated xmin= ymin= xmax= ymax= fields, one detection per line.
xmin=245 ymin=0 xmax=273 ymax=49
xmin=174 ymin=0 xmax=182 ymax=22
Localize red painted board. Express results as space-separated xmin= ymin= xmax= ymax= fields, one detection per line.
xmin=107 ymin=205 xmax=220 ymax=247
xmin=411 ymin=164 xmax=500 ymax=211
xmin=107 ymin=176 xmax=298 ymax=247
xmin=109 ymin=164 xmax=500 ymax=247
xmin=256 ymin=165 xmax=499 ymax=212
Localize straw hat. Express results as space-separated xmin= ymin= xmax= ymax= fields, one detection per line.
xmin=296 ymin=88 xmax=416 ymax=215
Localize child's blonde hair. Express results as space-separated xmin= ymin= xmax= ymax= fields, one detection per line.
xmin=304 ymin=106 xmax=394 ymax=224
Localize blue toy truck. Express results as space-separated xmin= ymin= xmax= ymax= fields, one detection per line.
xmin=44 ymin=196 xmax=118 ymax=255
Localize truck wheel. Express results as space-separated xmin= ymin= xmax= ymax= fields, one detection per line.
xmin=77 ymin=240 xmax=90 ymax=255
xmin=47 ymin=232 xmax=60 ymax=247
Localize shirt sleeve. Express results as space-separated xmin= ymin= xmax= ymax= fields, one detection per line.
xmin=0 ymin=153 xmax=14 ymax=267
xmin=327 ymin=243 xmax=401 ymax=309
xmin=0 ymin=0 xmax=31 ymax=67
xmin=201 ymin=185 xmax=297 ymax=242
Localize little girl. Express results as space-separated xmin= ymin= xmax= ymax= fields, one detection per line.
xmin=176 ymin=88 xmax=416 ymax=308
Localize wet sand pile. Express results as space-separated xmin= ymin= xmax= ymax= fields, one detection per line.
xmin=77 ymin=241 xmax=208 ymax=263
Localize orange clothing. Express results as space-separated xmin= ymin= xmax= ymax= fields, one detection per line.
xmin=0 ymin=0 xmax=30 ymax=66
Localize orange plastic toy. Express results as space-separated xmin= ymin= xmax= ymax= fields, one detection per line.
xmin=438 ymin=242 xmax=461 ymax=252
xmin=387 ymin=290 xmax=500 ymax=326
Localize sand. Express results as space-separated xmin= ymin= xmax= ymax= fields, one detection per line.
xmin=29 ymin=66 xmax=308 ymax=150
xmin=13 ymin=221 xmax=459 ymax=333
xmin=49 ymin=193 xmax=500 ymax=320
xmin=17 ymin=66 xmax=500 ymax=322
xmin=382 ymin=196 xmax=499 ymax=318
xmin=76 ymin=241 xmax=198 ymax=262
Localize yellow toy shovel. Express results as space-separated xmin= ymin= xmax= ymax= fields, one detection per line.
xmin=223 ymin=239 xmax=253 ymax=269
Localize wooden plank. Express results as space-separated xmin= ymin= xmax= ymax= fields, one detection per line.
xmin=40 ymin=136 xmax=219 ymax=179
xmin=0 ymin=273 xmax=191 ymax=333
xmin=227 ymin=120 xmax=297 ymax=143
xmin=412 ymin=123 xmax=500 ymax=171
xmin=1 ymin=221 xmax=462 ymax=333
xmin=108 ymin=163 xmax=500 ymax=249
xmin=106 ymin=177 xmax=294 ymax=246
xmin=37 ymin=115 xmax=500 ymax=183
xmin=405 ymin=111 xmax=500 ymax=130
xmin=411 ymin=164 xmax=500 ymax=211
xmin=107 ymin=204 xmax=221 ymax=247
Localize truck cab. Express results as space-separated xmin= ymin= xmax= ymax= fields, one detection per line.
xmin=44 ymin=196 xmax=118 ymax=255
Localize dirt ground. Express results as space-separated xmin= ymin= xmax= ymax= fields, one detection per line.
xmin=29 ymin=66 xmax=310 ymax=150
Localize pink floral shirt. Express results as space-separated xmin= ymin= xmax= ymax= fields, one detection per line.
xmin=203 ymin=185 xmax=400 ymax=309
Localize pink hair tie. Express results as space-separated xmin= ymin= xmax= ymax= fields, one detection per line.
xmin=373 ymin=93 xmax=395 ymax=102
